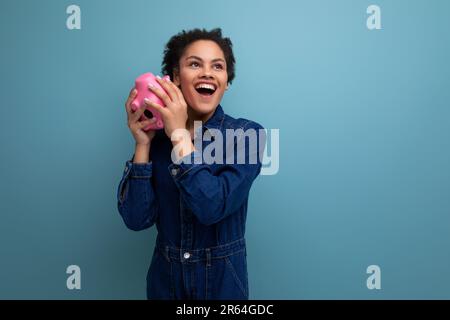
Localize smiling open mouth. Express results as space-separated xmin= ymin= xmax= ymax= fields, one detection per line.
xmin=195 ymin=87 xmax=216 ymax=96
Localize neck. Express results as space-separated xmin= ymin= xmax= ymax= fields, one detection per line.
xmin=186 ymin=107 xmax=215 ymax=133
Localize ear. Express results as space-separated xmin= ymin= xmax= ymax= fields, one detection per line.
xmin=173 ymin=68 xmax=181 ymax=86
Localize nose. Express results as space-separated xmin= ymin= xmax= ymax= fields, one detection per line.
xmin=199 ymin=65 xmax=214 ymax=79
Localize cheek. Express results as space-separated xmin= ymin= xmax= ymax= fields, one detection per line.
xmin=180 ymin=77 xmax=195 ymax=92
xmin=181 ymin=83 xmax=194 ymax=97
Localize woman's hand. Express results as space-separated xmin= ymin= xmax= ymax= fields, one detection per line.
xmin=143 ymin=76 xmax=188 ymax=141
xmin=125 ymin=88 xmax=157 ymax=146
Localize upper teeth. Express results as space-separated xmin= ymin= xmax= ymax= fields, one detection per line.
xmin=195 ymin=83 xmax=216 ymax=91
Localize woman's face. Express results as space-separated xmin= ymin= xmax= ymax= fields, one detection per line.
xmin=173 ymin=40 xmax=229 ymax=118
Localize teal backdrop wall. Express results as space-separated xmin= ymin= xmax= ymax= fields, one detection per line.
xmin=1 ymin=0 xmax=449 ymax=299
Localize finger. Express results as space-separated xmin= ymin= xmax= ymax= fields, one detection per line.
xmin=151 ymin=77 xmax=177 ymax=105
xmin=148 ymin=79 xmax=177 ymax=107
xmin=156 ymin=76 xmax=181 ymax=103
xmin=125 ymin=88 xmax=138 ymax=113
xmin=144 ymin=99 xmax=167 ymax=118
xmin=139 ymin=118 xmax=157 ymax=128
xmin=163 ymin=76 xmax=185 ymax=104
xmin=130 ymin=105 xmax=147 ymax=122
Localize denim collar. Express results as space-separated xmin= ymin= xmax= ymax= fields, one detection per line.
xmin=193 ymin=104 xmax=225 ymax=138
xmin=203 ymin=104 xmax=225 ymax=130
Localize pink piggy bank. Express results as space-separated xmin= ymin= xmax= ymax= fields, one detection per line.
xmin=131 ymin=72 xmax=170 ymax=131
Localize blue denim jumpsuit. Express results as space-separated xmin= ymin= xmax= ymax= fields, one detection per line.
xmin=117 ymin=105 xmax=265 ymax=300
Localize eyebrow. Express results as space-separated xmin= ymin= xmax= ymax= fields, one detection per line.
xmin=185 ymin=55 xmax=225 ymax=63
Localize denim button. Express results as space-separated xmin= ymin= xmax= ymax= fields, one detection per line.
xmin=183 ymin=252 xmax=191 ymax=259
xmin=171 ymin=168 xmax=179 ymax=176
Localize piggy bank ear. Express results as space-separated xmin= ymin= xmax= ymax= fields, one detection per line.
xmin=131 ymin=100 xmax=139 ymax=111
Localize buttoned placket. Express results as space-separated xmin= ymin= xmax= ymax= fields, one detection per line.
xmin=179 ymin=194 xmax=196 ymax=298
xmin=175 ymin=125 xmax=218 ymax=299
xmin=144 ymin=105 xmax=238 ymax=299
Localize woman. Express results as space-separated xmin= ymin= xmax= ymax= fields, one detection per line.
xmin=117 ymin=28 xmax=265 ymax=300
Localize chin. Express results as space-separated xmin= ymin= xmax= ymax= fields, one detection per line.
xmin=189 ymin=100 xmax=219 ymax=115
xmin=183 ymin=87 xmax=225 ymax=117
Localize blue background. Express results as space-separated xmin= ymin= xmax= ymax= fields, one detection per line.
xmin=1 ymin=0 xmax=449 ymax=299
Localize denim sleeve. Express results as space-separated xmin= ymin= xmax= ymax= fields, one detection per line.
xmin=117 ymin=155 xmax=159 ymax=231
xmin=168 ymin=121 xmax=266 ymax=226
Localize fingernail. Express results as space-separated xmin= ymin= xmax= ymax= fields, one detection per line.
xmin=148 ymin=84 xmax=155 ymax=89
xmin=156 ymin=75 xmax=161 ymax=80
xmin=144 ymin=98 xmax=150 ymax=103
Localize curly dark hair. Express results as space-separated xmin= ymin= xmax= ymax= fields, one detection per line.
xmin=161 ymin=28 xmax=236 ymax=85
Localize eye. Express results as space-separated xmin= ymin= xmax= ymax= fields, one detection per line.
xmin=214 ymin=64 xmax=224 ymax=70
xmin=189 ymin=61 xmax=200 ymax=68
